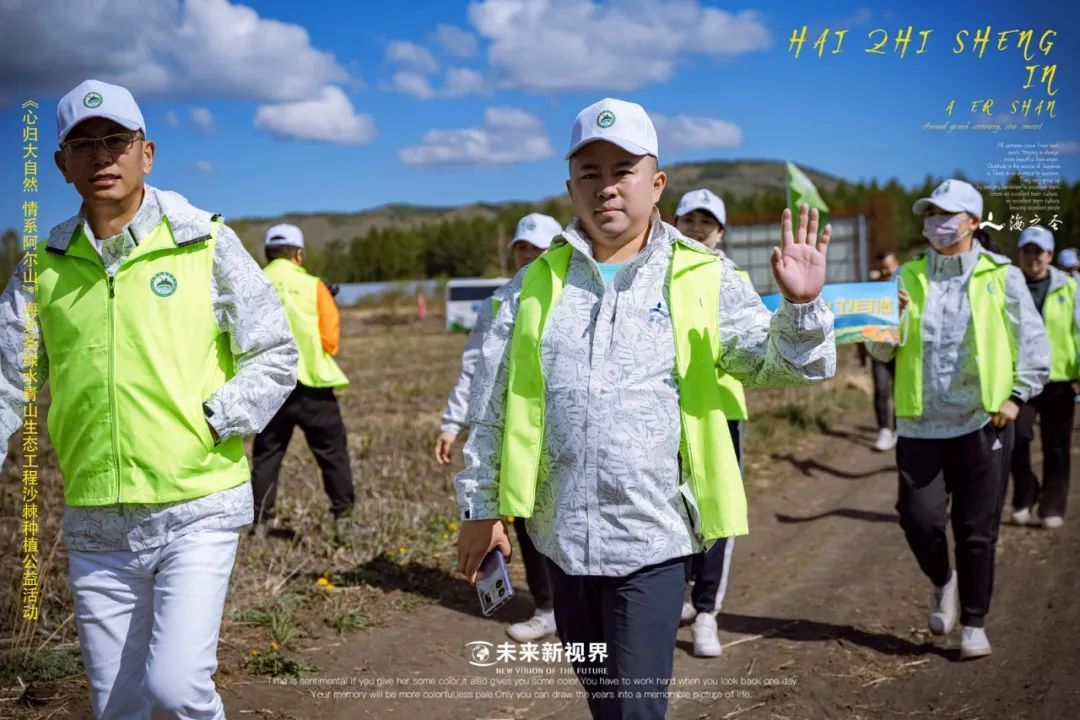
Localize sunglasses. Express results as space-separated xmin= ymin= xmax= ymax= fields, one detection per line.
xmin=61 ymin=131 xmax=141 ymax=158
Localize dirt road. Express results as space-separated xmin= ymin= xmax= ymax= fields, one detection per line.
xmin=217 ymin=419 xmax=1080 ymax=720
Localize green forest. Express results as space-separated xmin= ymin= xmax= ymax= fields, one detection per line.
xmin=284 ymin=174 xmax=1080 ymax=283
xmin=3 ymin=174 xmax=1078 ymax=285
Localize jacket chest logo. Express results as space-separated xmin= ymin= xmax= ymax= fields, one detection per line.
xmin=150 ymin=272 xmax=178 ymax=297
xmin=648 ymin=301 xmax=670 ymax=325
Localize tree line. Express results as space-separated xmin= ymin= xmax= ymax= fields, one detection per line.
xmin=3 ymin=176 xmax=1077 ymax=285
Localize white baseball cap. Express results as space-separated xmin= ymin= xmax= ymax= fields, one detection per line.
xmin=566 ymin=98 xmax=658 ymax=160
xmin=1018 ymin=225 xmax=1054 ymax=254
xmin=1058 ymin=247 xmax=1079 ymax=269
xmin=511 ymin=213 xmax=562 ymax=250
xmin=912 ymin=179 xmax=983 ymax=218
xmin=675 ymin=188 xmax=726 ymax=227
xmin=265 ymin=224 xmax=304 ymax=249
xmin=57 ymin=79 xmax=146 ymax=145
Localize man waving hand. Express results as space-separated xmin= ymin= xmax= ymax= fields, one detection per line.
xmin=455 ymin=98 xmax=835 ymax=719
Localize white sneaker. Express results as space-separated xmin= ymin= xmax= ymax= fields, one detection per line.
xmin=959 ymin=626 xmax=992 ymax=660
xmin=681 ymin=601 xmax=697 ymax=624
xmin=873 ymin=428 xmax=897 ymax=452
xmin=1011 ymin=507 xmax=1032 ymax=525
xmin=928 ymin=570 xmax=958 ymax=635
xmin=1042 ymin=515 xmax=1064 ymax=529
xmin=691 ymin=613 xmax=723 ymax=657
xmin=506 ymin=611 xmax=557 ymax=643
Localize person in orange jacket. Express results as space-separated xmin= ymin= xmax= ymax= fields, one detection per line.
xmin=251 ymin=224 xmax=357 ymax=545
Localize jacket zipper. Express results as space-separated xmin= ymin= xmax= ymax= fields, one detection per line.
xmin=117 ymin=226 xmax=140 ymax=500
xmin=108 ymin=274 xmax=122 ymax=502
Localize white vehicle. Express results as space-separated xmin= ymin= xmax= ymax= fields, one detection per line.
xmin=446 ymin=278 xmax=508 ymax=332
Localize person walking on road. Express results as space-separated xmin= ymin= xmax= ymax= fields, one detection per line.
xmin=871 ymin=250 xmax=900 ymax=451
xmin=0 ymin=78 xmax=297 ymax=719
xmin=455 ymin=97 xmax=836 ymax=719
xmin=867 ymin=179 xmax=1049 ymax=660
xmin=435 ymin=212 xmax=563 ymax=643
xmin=251 ymin=223 xmax=357 ymax=545
xmin=1010 ymin=226 xmax=1079 ymax=530
xmin=673 ymin=188 xmax=745 ymax=658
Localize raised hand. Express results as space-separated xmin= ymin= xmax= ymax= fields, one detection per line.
xmin=771 ymin=204 xmax=831 ymax=303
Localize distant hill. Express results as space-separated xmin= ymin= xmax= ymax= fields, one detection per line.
xmin=661 ymin=159 xmax=843 ymax=201
xmin=230 ymin=202 xmax=508 ymax=256
xmin=230 ymin=159 xmax=844 ymax=252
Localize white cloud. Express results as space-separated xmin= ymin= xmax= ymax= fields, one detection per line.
xmin=467 ymin=0 xmax=770 ymax=91
xmin=812 ymin=7 xmax=876 ymax=35
xmin=254 ymin=86 xmax=376 ymax=145
xmin=487 ymin=107 xmax=543 ymax=129
xmin=194 ymin=160 xmax=213 ymax=173
xmin=388 ymin=67 xmax=488 ymax=100
xmin=651 ymin=114 xmax=743 ymax=154
xmin=0 ymin=0 xmax=348 ymax=102
xmin=190 ymin=107 xmax=215 ymax=134
xmin=400 ymin=106 xmax=552 ymax=166
xmin=385 ymin=40 xmax=439 ymax=74
xmin=164 ymin=110 xmax=181 ymax=127
xmin=389 ymin=71 xmax=436 ymax=99
xmin=443 ymin=68 xmax=488 ymax=97
xmin=432 ymin=24 xmax=478 ymax=58
xmin=834 ymin=8 xmax=873 ymax=27
xmin=1055 ymin=140 xmax=1080 ymax=154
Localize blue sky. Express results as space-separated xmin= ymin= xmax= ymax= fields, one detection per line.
xmin=2 ymin=0 xmax=1077 ymax=234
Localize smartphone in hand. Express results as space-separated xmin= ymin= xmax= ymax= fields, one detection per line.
xmin=476 ymin=549 xmax=514 ymax=616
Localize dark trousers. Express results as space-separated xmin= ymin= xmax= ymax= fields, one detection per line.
xmin=1011 ymin=381 xmax=1076 ymax=518
xmin=689 ymin=420 xmax=741 ymax=612
xmin=895 ymin=423 xmax=1013 ymax=627
xmin=547 ymin=556 xmax=690 ymax=720
xmin=513 ymin=518 xmax=553 ymax=611
xmin=872 ymin=358 xmax=896 ymax=430
xmin=689 ymin=537 xmax=733 ymax=614
xmin=251 ymin=384 xmax=355 ymax=522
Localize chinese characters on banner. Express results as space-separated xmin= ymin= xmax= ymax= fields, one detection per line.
xmin=20 ymin=99 xmax=41 ymax=622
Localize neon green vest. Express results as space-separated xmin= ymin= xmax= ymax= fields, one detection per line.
xmin=498 ymin=240 xmax=747 ymax=540
xmin=36 ymin=218 xmax=249 ymax=506
xmin=716 ymin=267 xmax=751 ymax=421
xmin=895 ymin=254 xmax=1015 ymax=417
xmin=1044 ymin=275 xmax=1079 ymax=382
xmin=263 ymin=259 xmax=349 ymax=389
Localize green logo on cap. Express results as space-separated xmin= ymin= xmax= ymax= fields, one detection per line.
xmin=150 ymin=272 xmax=177 ymax=298
xmin=597 ymin=110 xmax=615 ymax=128
xmin=83 ymin=92 xmax=103 ymax=109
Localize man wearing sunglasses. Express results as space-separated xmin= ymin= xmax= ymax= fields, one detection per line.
xmin=0 ymin=79 xmax=298 ymax=719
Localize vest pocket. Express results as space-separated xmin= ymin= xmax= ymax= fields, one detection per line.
xmin=194 ymin=405 xmax=216 ymax=453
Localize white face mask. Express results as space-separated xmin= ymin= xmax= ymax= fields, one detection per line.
xmin=922 ymin=213 xmax=969 ymax=250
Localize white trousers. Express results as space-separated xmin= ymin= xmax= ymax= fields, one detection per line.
xmin=68 ymin=528 xmax=240 ymax=720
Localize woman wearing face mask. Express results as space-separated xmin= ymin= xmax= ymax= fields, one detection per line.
xmin=867 ymin=179 xmax=1049 ymax=660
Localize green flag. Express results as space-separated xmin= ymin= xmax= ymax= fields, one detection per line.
xmin=786 ymin=162 xmax=829 ymax=230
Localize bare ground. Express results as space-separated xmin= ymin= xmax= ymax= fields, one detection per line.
xmin=3 ymin=315 xmax=1077 ymax=719
xmin=217 ymin=422 xmax=1080 ymax=720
